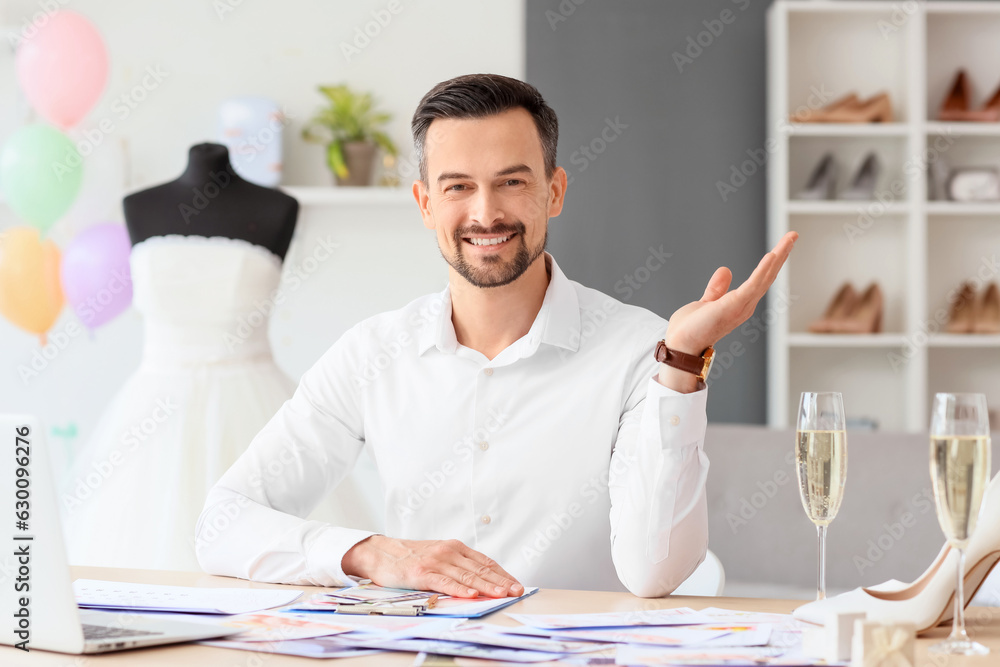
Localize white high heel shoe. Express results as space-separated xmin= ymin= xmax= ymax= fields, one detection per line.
xmin=793 ymin=470 xmax=1000 ymax=634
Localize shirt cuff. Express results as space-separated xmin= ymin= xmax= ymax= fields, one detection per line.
xmin=305 ymin=526 xmax=378 ymax=587
xmin=644 ymin=375 xmax=708 ymax=449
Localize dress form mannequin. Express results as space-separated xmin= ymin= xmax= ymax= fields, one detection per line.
xmin=124 ymin=142 xmax=297 ymax=259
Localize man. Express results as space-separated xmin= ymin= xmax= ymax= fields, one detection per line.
xmin=196 ymin=74 xmax=796 ymax=598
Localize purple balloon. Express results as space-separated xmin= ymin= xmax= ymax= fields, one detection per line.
xmin=60 ymin=223 xmax=133 ymax=329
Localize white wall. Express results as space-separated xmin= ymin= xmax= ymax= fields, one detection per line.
xmin=0 ymin=0 xmax=525 ymax=476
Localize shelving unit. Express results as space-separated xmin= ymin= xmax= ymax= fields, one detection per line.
xmin=281 ymin=186 xmax=413 ymax=207
xmin=767 ymin=1 xmax=1000 ymax=432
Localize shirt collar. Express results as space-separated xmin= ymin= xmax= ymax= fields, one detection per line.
xmin=417 ymin=253 xmax=582 ymax=357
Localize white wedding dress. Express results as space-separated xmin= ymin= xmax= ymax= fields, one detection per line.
xmin=63 ymin=234 xmax=381 ymax=571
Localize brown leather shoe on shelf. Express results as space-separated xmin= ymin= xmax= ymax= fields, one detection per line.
xmin=822 ymin=92 xmax=894 ymax=123
xmin=833 ymin=282 xmax=883 ymax=334
xmin=809 ymin=283 xmax=858 ymax=333
xmin=790 ymin=92 xmax=860 ymax=123
xmin=939 ymin=70 xmax=1000 ymax=122
xmin=946 ymin=282 xmax=978 ymax=333
xmin=975 ymin=282 xmax=1000 ymax=334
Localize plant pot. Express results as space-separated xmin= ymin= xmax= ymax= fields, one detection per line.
xmin=335 ymin=140 xmax=377 ymax=187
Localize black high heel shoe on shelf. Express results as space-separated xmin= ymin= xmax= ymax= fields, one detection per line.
xmin=840 ymin=152 xmax=880 ymax=201
xmin=797 ymin=152 xmax=836 ymax=200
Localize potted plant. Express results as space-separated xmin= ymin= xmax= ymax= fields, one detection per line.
xmin=302 ymin=84 xmax=398 ymax=186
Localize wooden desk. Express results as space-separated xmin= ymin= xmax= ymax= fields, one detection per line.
xmin=4 ymin=566 xmax=999 ymax=665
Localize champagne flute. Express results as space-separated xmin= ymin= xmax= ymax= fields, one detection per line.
xmin=796 ymin=391 xmax=848 ymax=601
xmin=928 ymin=392 xmax=991 ymax=656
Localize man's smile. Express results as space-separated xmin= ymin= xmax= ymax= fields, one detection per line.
xmin=463 ymin=232 xmax=517 ymax=249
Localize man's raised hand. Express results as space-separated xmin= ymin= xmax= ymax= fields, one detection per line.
xmin=657 ymin=231 xmax=798 ymax=392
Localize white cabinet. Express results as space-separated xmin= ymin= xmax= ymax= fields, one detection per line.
xmin=767 ymin=1 xmax=1000 ymax=432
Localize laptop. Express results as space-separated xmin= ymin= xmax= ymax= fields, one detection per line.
xmin=0 ymin=414 xmax=235 ymax=654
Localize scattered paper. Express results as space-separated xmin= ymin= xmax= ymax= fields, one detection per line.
xmin=202 ymin=636 xmax=384 ymax=659
xmin=73 ymin=579 xmax=302 ymax=614
xmin=410 ymin=622 xmax=612 ymax=654
xmin=616 ymin=643 xmax=819 ymax=666
xmin=507 ymin=606 xmax=712 ymax=629
xmin=215 ymin=610 xmax=356 ymax=642
xmin=293 ymin=586 xmax=539 ymax=618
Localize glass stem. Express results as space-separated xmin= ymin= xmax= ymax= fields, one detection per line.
xmin=817 ymin=524 xmax=827 ymax=601
xmin=950 ymin=548 xmax=969 ymax=641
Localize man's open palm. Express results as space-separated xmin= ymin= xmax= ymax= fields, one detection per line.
xmin=665 ymin=232 xmax=798 ymax=354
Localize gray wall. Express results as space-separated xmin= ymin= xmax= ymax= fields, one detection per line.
xmin=526 ymin=0 xmax=772 ymax=423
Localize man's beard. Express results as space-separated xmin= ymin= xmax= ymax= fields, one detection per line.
xmin=443 ymin=221 xmax=547 ymax=288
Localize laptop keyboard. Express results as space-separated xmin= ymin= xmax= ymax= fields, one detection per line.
xmin=82 ymin=624 xmax=164 ymax=640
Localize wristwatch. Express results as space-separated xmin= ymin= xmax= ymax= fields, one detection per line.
xmin=654 ymin=340 xmax=715 ymax=383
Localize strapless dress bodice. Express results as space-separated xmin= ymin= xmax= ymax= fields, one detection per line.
xmin=129 ymin=235 xmax=282 ymax=367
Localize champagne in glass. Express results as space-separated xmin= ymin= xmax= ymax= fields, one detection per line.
xmin=796 ymin=392 xmax=847 ymax=601
xmin=928 ymin=393 xmax=992 ymax=656
xmin=796 ymin=429 xmax=848 ymax=525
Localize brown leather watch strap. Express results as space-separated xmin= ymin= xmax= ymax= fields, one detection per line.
xmin=655 ymin=340 xmax=708 ymax=377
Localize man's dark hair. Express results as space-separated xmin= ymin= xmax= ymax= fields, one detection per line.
xmin=411 ymin=73 xmax=559 ymax=183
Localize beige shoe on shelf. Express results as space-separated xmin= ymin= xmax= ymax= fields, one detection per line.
xmin=790 ymin=92 xmax=860 ymax=123
xmin=946 ymin=282 xmax=978 ymax=334
xmin=974 ymin=282 xmax=1000 ymax=334
xmin=822 ymin=92 xmax=894 ymax=123
xmin=808 ymin=283 xmax=858 ymax=333
xmin=832 ymin=282 xmax=883 ymax=333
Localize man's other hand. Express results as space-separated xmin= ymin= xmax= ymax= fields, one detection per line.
xmin=341 ymin=535 xmax=524 ymax=598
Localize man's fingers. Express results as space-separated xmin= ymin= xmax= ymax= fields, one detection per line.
xmin=454 ymin=555 xmax=521 ymax=596
xmin=453 ymin=543 xmax=523 ymax=594
xmin=700 ymin=267 xmax=732 ymax=302
xmin=437 ymin=563 xmax=507 ymax=598
xmin=424 ymin=573 xmax=482 ymax=598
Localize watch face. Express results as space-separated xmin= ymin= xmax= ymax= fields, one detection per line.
xmin=701 ymin=348 xmax=715 ymax=381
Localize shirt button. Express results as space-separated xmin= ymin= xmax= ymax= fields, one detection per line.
xmin=481 ymin=515 xmax=492 ymax=524
xmin=483 ymin=368 xmax=493 ymax=376
xmin=479 ymin=441 xmax=489 ymax=451
xmin=669 ymin=415 xmax=681 ymax=426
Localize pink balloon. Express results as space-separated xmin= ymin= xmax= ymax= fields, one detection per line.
xmin=60 ymin=223 xmax=133 ymax=330
xmin=16 ymin=11 xmax=108 ymax=130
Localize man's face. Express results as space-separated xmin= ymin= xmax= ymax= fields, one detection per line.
xmin=414 ymin=107 xmax=566 ymax=288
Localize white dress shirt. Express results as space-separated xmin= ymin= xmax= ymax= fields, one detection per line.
xmin=196 ymin=254 xmax=710 ymax=596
